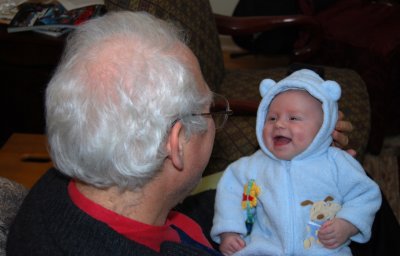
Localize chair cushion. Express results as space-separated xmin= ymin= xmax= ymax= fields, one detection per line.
xmin=0 ymin=177 xmax=27 ymax=254
xmin=104 ymin=0 xmax=225 ymax=91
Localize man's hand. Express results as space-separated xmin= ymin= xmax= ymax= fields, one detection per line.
xmin=318 ymin=218 xmax=358 ymax=249
xmin=219 ymin=232 xmax=246 ymax=256
xmin=332 ymin=111 xmax=356 ymax=156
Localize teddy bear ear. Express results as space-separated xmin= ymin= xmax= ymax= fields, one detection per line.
xmin=259 ymin=79 xmax=276 ymax=97
xmin=321 ymin=81 xmax=341 ymax=101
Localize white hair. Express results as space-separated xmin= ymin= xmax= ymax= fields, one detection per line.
xmin=45 ymin=11 xmax=212 ymax=189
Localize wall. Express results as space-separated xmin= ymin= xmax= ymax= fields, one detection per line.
xmin=209 ymin=0 xmax=241 ymax=51
xmin=209 ymin=0 xmax=238 ymax=15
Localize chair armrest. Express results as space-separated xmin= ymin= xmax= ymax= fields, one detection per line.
xmin=214 ymin=14 xmax=322 ymax=60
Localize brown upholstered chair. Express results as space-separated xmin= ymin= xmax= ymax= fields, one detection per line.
xmin=104 ymin=0 xmax=371 ymax=172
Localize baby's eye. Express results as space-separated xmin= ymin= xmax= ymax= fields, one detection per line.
xmin=267 ymin=116 xmax=276 ymax=121
xmin=289 ymin=116 xmax=300 ymax=121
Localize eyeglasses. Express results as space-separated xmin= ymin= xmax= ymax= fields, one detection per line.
xmin=171 ymin=93 xmax=233 ymax=130
xmin=192 ymin=92 xmax=233 ymax=130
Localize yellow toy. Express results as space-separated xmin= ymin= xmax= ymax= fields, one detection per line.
xmin=242 ymin=179 xmax=261 ymax=235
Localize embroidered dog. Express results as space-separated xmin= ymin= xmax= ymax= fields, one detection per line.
xmin=301 ymin=196 xmax=342 ymax=249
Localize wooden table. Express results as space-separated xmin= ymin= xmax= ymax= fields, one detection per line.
xmin=0 ymin=133 xmax=52 ymax=188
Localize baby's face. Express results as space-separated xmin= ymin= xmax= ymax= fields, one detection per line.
xmin=263 ymin=90 xmax=323 ymax=160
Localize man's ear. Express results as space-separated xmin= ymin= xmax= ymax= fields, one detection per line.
xmin=166 ymin=121 xmax=184 ymax=170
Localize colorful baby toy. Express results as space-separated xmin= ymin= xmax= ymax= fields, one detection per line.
xmin=242 ymin=179 xmax=261 ymax=235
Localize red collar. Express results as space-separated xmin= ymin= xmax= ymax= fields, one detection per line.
xmin=68 ymin=180 xmax=211 ymax=251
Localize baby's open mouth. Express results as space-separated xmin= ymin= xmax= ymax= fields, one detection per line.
xmin=273 ymin=136 xmax=292 ymax=146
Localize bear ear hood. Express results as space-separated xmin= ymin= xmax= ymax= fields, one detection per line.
xmin=256 ymin=69 xmax=341 ymax=160
xmin=259 ymin=79 xmax=276 ymax=97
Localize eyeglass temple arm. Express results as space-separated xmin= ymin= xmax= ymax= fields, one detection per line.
xmin=228 ymin=99 xmax=260 ymax=116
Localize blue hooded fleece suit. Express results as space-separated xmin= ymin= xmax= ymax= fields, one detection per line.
xmin=210 ymin=69 xmax=382 ymax=256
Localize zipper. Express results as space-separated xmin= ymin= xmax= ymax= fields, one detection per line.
xmin=284 ymin=160 xmax=296 ymax=255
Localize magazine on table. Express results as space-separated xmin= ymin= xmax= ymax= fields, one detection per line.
xmin=7 ymin=1 xmax=105 ymax=37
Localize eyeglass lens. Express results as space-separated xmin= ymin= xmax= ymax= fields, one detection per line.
xmin=211 ymin=94 xmax=230 ymax=129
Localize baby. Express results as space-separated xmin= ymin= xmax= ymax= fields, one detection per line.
xmin=211 ymin=69 xmax=382 ymax=256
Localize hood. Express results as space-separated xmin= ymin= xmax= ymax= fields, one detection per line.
xmin=256 ymin=69 xmax=341 ymax=160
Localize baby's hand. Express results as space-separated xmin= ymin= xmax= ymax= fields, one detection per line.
xmin=318 ymin=218 xmax=358 ymax=249
xmin=219 ymin=232 xmax=246 ymax=256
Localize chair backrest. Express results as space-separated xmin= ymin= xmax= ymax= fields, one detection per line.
xmin=0 ymin=177 xmax=27 ymax=255
xmin=105 ymin=0 xmax=225 ymax=91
